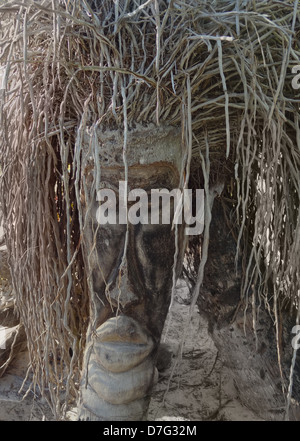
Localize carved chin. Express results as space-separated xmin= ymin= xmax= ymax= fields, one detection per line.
xmin=79 ymin=385 xmax=152 ymax=421
xmin=78 ymin=316 xmax=158 ymax=420
xmin=88 ymin=358 xmax=156 ymax=405
xmin=94 ymin=316 xmax=154 ymax=372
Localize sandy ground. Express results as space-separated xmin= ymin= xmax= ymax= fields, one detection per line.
xmin=0 ymin=279 xmax=269 ymax=422
xmin=148 ymin=280 xmax=263 ymax=421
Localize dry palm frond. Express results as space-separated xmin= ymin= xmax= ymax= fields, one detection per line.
xmin=0 ymin=0 xmax=299 ymax=419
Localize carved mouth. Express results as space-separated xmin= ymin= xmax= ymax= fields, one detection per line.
xmin=93 ymin=315 xmax=154 ymax=373
xmin=85 ymin=316 xmax=156 ymax=406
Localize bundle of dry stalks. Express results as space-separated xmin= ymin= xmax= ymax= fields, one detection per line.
xmin=0 ymin=0 xmax=299 ymax=418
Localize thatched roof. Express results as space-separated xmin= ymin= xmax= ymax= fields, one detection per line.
xmin=0 ymin=0 xmax=299 ymax=418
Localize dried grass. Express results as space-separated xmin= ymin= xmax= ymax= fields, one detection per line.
xmin=0 ymin=0 xmax=299 ymax=419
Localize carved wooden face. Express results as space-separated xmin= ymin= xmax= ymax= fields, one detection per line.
xmin=82 ymin=163 xmax=183 ymax=347
xmin=77 ymin=127 xmax=186 ymax=420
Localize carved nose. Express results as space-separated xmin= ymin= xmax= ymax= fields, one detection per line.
xmin=106 ymin=262 xmax=139 ymax=309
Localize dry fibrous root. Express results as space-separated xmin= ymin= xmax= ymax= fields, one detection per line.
xmin=0 ymin=0 xmax=299 ymax=419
